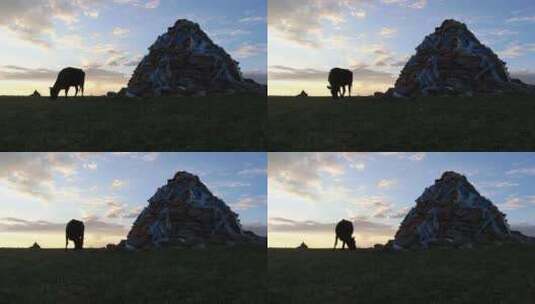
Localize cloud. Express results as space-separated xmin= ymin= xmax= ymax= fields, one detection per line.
xmin=111 ymin=179 xmax=127 ymax=190
xmin=230 ymin=195 xmax=267 ymax=211
xmin=0 ymin=153 xmax=80 ymax=201
xmin=269 ymin=0 xmax=427 ymax=47
xmin=0 ymin=65 xmax=128 ymax=86
xmin=242 ymin=222 xmax=267 ymax=237
xmin=506 ymin=167 xmax=535 ymax=176
xmin=268 ymin=0 xmax=363 ymax=48
xmin=112 ymin=27 xmax=130 ymax=37
xmin=110 ymin=153 xmax=160 ymax=162
xmin=269 ymin=153 xmax=347 ymax=201
xmin=83 ymin=162 xmax=98 ymax=171
xmin=506 ymin=15 xmax=535 ymax=23
xmin=379 ymin=27 xmax=398 ymax=38
xmin=232 ymin=43 xmax=267 ymax=59
xmin=499 ymin=195 xmax=535 ymax=210
xmin=243 ymin=70 xmax=267 ymax=85
xmin=239 ymin=16 xmax=266 ymax=23
xmin=268 ymin=65 xmax=396 ymax=84
xmin=238 ymin=167 xmax=267 ymax=176
xmin=498 ymin=42 xmax=535 ymax=59
xmin=377 ymin=179 xmax=397 ymax=189
xmin=0 ymin=216 xmax=126 ymax=235
xmin=268 ymin=217 xmax=395 ymax=235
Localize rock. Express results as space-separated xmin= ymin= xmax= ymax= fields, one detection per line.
xmin=296 ymin=242 xmax=308 ymax=249
xmin=373 ymin=92 xmax=385 ymax=98
xmin=392 ymin=171 xmax=535 ymax=249
xmin=125 ymin=171 xmax=266 ymax=249
xmin=29 ymin=90 xmax=41 ymax=97
xmin=29 ymin=242 xmax=40 ymax=249
xmin=296 ymin=90 xmax=308 ymax=97
xmin=126 ymin=19 xmax=266 ymax=97
xmin=391 ymin=19 xmax=535 ymax=97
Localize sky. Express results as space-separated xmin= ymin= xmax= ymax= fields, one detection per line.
xmin=0 ymin=152 xmax=267 ymax=248
xmin=0 ymin=0 xmax=267 ymax=96
xmin=268 ymin=0 xmax=535 ymax=96
xmin=268 ymin=152 xmax=535 ymax=248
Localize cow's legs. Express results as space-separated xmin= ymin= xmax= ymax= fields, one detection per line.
xmin=65 ymin=236 xmax=68 ymax=251
xmin=65 ymin=87 xmax=69 ymax=98
xmin=334 ymin=236 xmax=338 ymax=249
xmin=74 ymin=86 xmax=79 ymax=97
xmin=342 ymin=241 xmax=346 ymax=249
xmin=341 ymin=86 xmax=346 ymax=98
xmin=348 ymin=84 xmax=352 ymax=97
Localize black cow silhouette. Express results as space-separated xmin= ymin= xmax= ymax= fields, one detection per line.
xmin=50 ymin=67 xmax=85 ymax=100
xmin=334 ymin=219 xmax=356 ymax=250
xmin=65 ymin=219 xmax=85 ymax=250
xmin=327 ymin=68 xmax=353 ymax=99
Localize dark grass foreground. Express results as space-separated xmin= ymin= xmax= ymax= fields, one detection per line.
xmin=0 ymin=95 xmax=265 ymax=151
xmin=268 ymin=95 xmax=535 ymax=151
xmin=268 ymin=246 xmax=535 ymax=303
xmin=0 ymin=247 xmax=266 ymax=304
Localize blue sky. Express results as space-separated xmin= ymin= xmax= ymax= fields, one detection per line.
xmin=0 ymin=152 xmax=267 ymax=248
xmin=0 ymin=0 xmax=266 ymax=95
xmin=268 ymin=153 xmax=535 ymax=248
xmin=268 ymin=0 xmax=535 ymax=96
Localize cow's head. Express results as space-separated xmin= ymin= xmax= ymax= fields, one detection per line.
xmin=49 ymin=87 xmax=59 ymax=100
xmin=327 ymin=85 xmax=338 ymax=99
xmin=347 ymin=237 xmax=356 ymax=250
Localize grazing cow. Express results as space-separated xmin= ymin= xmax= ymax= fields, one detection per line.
xmin=327 ymin=68 xmax=353 ymax=99
xmin=65 ymin=219 xmax=85 ymax=250
xmin=334 ymin=219 xmax=356 ymax=250
xmin=50 ymin=67 xmax=85 ymax=100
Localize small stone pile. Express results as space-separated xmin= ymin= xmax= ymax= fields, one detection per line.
xmin=29 ymin=242 xmax=40 ymax=249
xmin=123 ymin=171 xmax=265 ymax=249
xmin=296 ymin=242 xmax=308 ymax=249
xmin=126 ymin=19 xmax=266 ymax=97
xmin=387 ymin=19 xmax=535 ymax=97
xmin=389 ymin=171 xmax=535 ymax=249
xmin=30 ymin=90 xmax=41 ymax=97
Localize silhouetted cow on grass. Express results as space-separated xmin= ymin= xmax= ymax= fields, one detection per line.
xmin=65 ymin=219 xmax=85 ymax=251
xmin=327 ymin=68 xmax=353 ymax=99
xmin=50 ymin=67 xmax=85 ymax=100
xmin=334 ymin=219 xmax=356 ymax=250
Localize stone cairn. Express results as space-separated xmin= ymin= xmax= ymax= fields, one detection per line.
xmin=387 ymin=19 xmax=535 ymax=97
xmin=125 ymin=19 xmax=266 ymax=97
xmin=123 ymin=171 xmax=265 ymax=249
xmin=388 ymin=171 xmax=534 ymax=249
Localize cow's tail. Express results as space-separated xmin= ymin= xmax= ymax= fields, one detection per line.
xmin=333 ymin=236 xmax=338 ymax=250
xmin=65 ymin=234 xmax=68 ymax=251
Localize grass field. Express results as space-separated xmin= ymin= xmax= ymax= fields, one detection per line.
xmin=268 ymin=95 xmax=535 ymax=151
xmin=0 ymin=95 xmax=265 ymax=151
xmin=268 ymin=246 xmax=535 ymax=303
xmin=0 ymin=247 xmax=266 ymax=304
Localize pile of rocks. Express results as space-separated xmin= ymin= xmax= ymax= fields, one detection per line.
xmin=387 ymin=19 xmax=535 ymax=97
xmin=29 ymin=242 xmax=41 ymax=249
xmin=388 ymin=171 xmax=535 ymax=249
xmin=123 ymin=171 xmax=265 ymax=249
xmin=126 ymin=19 xmax=266 ymax=97
xmin=296 ymin=242 xmax=308 ymax=249
xmin=29 ymin=90 xmax=41 ymax=97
